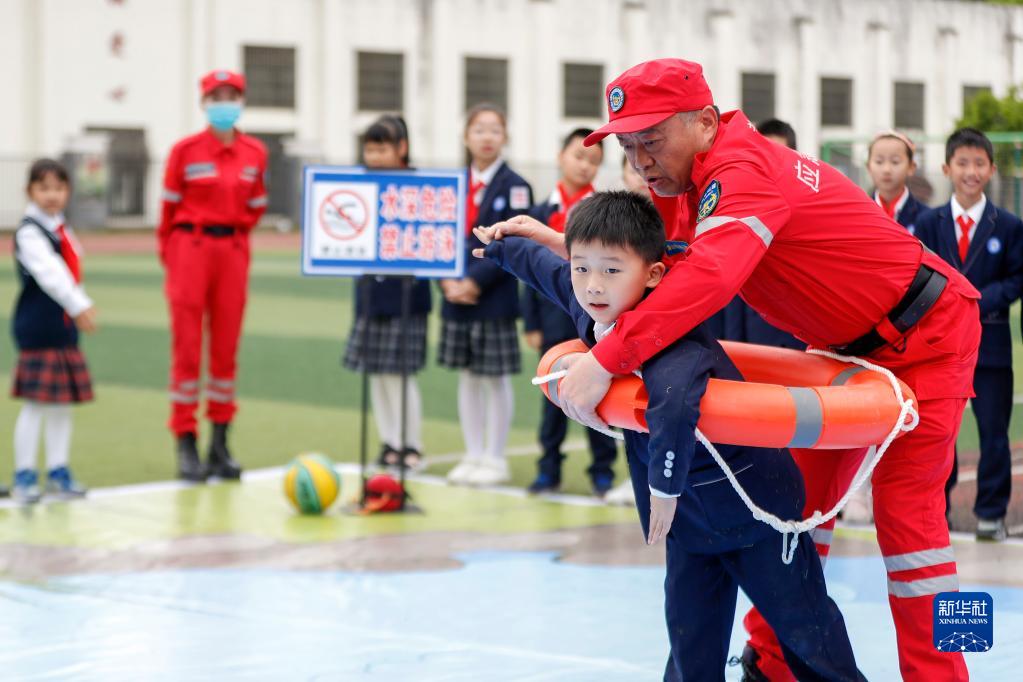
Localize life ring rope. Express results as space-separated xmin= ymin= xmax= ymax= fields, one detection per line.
xmin=532 ymin=348 xmax=920 ymax=564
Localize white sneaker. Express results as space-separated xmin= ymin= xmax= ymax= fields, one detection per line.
xmin=466 ymin=458 xmax=511 ymax=486
xmin=604 ymin=481 xmax=635 ymax=506
xmin=446 ymin=458 xmax=479 ymax=485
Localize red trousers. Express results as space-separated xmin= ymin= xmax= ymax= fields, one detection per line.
xmin=164 ymin=229 xmax=250 ymax=435
xmin=745 ymin=288 xmax=979 ymax=682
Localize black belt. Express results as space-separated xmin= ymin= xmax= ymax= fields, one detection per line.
xmin=174 ymin=223 xmax=237 ymax=237
xmin=833 ymin=264 xmax=947 ymax=356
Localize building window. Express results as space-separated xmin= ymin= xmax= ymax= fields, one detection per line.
xmin=248 ymin=132 xmax=289 ymax=216
xmin=465 ymin=57 xmax=508 ymax=112
xmin=85 ymin=126 xmax=148 ymax=216
xmin=563 ymin=63 xmax=603 ymax=118
xmin=357 ymin=51 xmax=404 ymax=112
xmin=741 ymin=72 xmax=776 ymax=125
xmin=243 ymin=45 xmax=296 ymax=109
xmin=820 ymin=77 xmax=853 ymax=127
xmin=963 ymin=84 xmax=992 ymax=112
xmin=894 ymin=81 xmax=925 ymax=129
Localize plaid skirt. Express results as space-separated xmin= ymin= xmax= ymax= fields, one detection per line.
xmin=343 ymin=314 xmax=428 ymax=374
xmin=437 ymin=318 xmax=521 ymax=376
xmin=12 ymin=347 xmax=94 ymax=404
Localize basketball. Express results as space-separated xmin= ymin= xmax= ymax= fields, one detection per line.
xmin=283 ymin=454 xmax=340 ymax=514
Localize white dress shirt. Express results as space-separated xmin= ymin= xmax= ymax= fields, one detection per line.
xmin=16 ymin=202 xmax=92 ymax=317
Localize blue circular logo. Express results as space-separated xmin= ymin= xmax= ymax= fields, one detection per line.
xmin=988 ymin=237 xmax=1001 ymax=254
xmin=608 ymin=86 xmax=625 ymax=113
xmin=697 ymin=180 xmax=722 ymax=221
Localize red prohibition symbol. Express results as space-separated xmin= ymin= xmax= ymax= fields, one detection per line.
xmin=319 ymin=190 xmax=370 ymax=241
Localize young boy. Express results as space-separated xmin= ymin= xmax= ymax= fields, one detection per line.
xmin=474 ymin=192 xmax=864 ymax=681
xmin=915 ymin=128 xmax=1023 ymax=542
xmin=524 ymin=128 xmax=619 ymax=496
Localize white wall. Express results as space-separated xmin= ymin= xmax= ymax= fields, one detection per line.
xmin=1 ymin=0 xmax=1021 ymax=226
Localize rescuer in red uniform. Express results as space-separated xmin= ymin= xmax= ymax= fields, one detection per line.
xmin=158 ymin=69 xmax=268 ymax=482
xmin=492 ymin=59 xmax=978 ymax=681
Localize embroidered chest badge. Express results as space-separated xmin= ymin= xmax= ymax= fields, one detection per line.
xmin=988 ymin=237 xmax=1001 ymax=254
xmin=697 ymin=179 xmax=721 ymax=221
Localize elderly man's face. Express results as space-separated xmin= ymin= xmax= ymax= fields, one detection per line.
xmin=617 ymin=109 xmax=717 ymax=197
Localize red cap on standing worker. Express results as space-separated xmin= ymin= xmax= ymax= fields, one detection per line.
xmin=584 ymin=59 xmax=714 ymax=147
xmin=200 ymin=69 xmax=247 ymax=97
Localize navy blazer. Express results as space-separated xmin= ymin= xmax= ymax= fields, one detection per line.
xmin=12 ymin=218 xmax=79 ymax=350
xmin=521 ymin=198 xmax=579 ymax=345
xmin=440 ymin=162 xmax=533 ymax=321
xmin=915 ymin=200 xmax=1023 ymax=368
xmin=354 ymin=276 xmax=432 ymax=318
xmin=484 ymin=236 xmax=805 ymax=553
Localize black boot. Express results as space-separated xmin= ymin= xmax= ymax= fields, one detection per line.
xmin=207 ymin=422 xmax=242 ymax=479
xmin=177 ymin=432 xmax=207 ymax=482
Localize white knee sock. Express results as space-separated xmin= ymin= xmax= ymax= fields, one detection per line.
xmin=43 ymin=405 xmax=73 ymax=470
xmin=458 ymin=371 xmax=487 ymax=460
xmin=369 ymin=374 xmax=399 ymax=448
xmin=14 ymin=402 xmax=44 ymax=471
xmin=482 ymin=375 xmax=514 ymax=461
xmin=370 ymin=374 xmax=424 ymax=451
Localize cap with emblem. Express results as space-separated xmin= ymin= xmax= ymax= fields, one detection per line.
xmin=584 ymin=59 xmax=714 ymax=147
xmin=200 ymin=69 xmax=246 ymax=97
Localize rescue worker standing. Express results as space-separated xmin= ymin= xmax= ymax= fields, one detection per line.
xmin=494 ymin=59 xmax=978 ymax=681
xmin=158 ymin=70 xmax=268 ymax=481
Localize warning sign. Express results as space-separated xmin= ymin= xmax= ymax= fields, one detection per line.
xmin=301 ymin=166 xmax=467 ymax=278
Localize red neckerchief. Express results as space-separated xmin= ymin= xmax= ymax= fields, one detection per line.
xmin=548 ymin=182 xmax=595 ymax=233
xmin=466 ymin=177 xmax=485 ymax=235
xmin=877 ymin=188 xmax=908 ymax=220
xmin=56 ymin=225 xmax=82 ymax=283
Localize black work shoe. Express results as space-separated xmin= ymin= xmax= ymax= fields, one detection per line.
xmin=177 ymin=432 xmax=207 ymax=482
xmin=0 ymin=484 xmax=9 ymax=498
xmin=726 ymin=645 xmax=770 ymax=682
xmin=207 ymin=422 xmax=242 ymax=479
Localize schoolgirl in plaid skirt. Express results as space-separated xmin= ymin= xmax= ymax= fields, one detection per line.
xmin=342 ymin=115 xmax=432 ymax=469
xmin=10 ymin=160 xmax=97 ymax=503
xmin=440 ymin=104 xmax=533 ymax=487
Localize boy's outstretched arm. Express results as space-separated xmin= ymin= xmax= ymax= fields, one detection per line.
xmin=474 ymin=228 xmax=577 ymax=318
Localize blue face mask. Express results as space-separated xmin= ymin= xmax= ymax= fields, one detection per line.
xmin=206 ymin=102 xmax=242 ymax=131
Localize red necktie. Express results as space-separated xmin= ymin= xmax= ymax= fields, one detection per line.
xmin=957 ymin=215 xmax=974 ymax=264
xmin=56 ymin=225 xmax=82 ymax=283
xmin=466 ymin=179 xmax=485 ymax=235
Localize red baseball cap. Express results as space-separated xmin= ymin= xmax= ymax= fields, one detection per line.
xmin=583 ymin=59 xmax=714 ymax=146
xmin=200 ymin=69 xmax=246 ymax=96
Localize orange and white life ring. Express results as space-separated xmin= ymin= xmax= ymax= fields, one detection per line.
xmin=536 ymin=339 xmax=918 ymax=450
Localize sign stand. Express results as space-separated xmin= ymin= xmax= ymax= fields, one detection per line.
xmin=302 ymin=165 xmax=466 ymax=517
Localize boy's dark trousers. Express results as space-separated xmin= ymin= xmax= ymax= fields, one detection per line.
xmin=535 ymin=345 xmax=617 ymax=484
xmin=623 ymin=436 xmax=864 ymax=682
xmin=947 ymin=365 xmax=1014 ymax=520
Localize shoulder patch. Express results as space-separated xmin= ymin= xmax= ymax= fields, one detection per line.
xmin=664 ymin=240 xmax=689 ymax=256
xmin=697 ymin=179 xmax=721 ymax=222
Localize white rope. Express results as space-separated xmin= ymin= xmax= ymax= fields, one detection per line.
xmin=532 ymin=370 xmax=625 ymax=441
xmin=535 ymin=350 xmax=920 ymax=564
xmin=694 ymin=348 xmax=919 ymax=563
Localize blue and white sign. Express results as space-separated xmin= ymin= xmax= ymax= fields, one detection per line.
xmin=933 ymin=591 xmax=993 ymax=653
xmin=301 ymin=165 xmax=467 ymax=278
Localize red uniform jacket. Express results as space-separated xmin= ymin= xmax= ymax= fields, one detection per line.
xmin=158 ymin=129 xmax=268 ymax=248
xmin=592 ymin=111 xmax=979 ymax=398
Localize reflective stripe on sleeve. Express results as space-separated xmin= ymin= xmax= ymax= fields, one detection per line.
xmin=888 ymin=573 xmax=959 ymax=598
xmin=883 ymin=546 xmax=956 ymax=573
xmin=695 ymin=215 xmax=773 ymax=247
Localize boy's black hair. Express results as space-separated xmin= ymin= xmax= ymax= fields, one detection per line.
xmin=26 ymin=158 xmax=70 ymax=190
xmin=564 ymin=190 xmax=665 ymax=264
xmin=363 ymin=114 xmax=410 ymax=165
xmin=756 ymin=118 xmax=797 ymax=150
xmin=945 ymin=127 xmax=994 ymax=164
xmin=562 ymin=127 xmax=603 ymax=153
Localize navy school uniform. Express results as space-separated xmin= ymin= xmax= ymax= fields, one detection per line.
xmin=874 ymin=188 xmax=927 ymax=234
xmin=524 ymin=196 xmax=616 ymax=484
xmin=343 ymin=275 xmax=432 ymax=374
xmin=915 ymin=199 xmax=1023 ymax=521
xmin=484 ymin=236 xmax=863 ymax=682
xmin=436 ymin=161 xmax=533 ymax=376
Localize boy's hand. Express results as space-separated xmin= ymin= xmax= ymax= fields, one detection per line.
xmin=558 ymin=351 xmax=611 ymax=431
xmin=524 ymin=330 xmax=543 ymax=351
xmin=442 ymin=279 xmax=480 ymax=305
xmin=471 ymin=225 xmax=499 ymax=258
xmin=648 ymin=494 xmax=677 ymax=545
xmin=74 ymin=306 xmax=98 ymax=334
xmin=488 ymin=215 xmax=568 ymax=259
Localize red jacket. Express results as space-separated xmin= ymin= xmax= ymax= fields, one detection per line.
xmin=593 ymin=111 xmax=979 ymax=387
xmin=158 ymin=128 xmax=268 ymax=244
